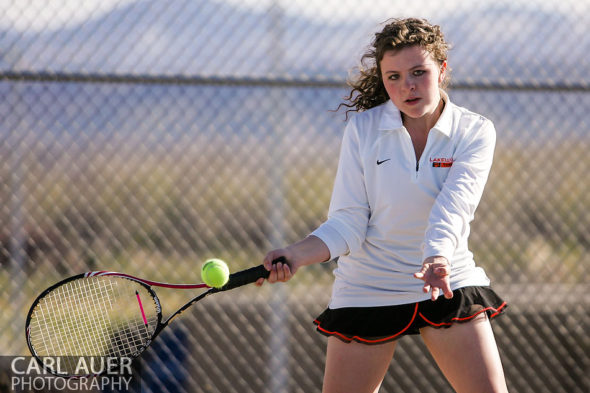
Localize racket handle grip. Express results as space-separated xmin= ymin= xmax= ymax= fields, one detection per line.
xmin=212 ymin=257 xmax=286 ymax=292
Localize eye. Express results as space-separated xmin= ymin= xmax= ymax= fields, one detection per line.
xmin=413 ymin=70 xmax=426 ymax=76
xmin=387 ymin=73 xmax=399 ymax=81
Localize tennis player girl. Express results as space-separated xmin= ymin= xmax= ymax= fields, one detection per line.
xmin=257 ymin=18 xmax=509 ymax=393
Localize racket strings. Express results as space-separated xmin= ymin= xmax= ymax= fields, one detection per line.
xmin=28 ymin=276 xmax=159 ymax=374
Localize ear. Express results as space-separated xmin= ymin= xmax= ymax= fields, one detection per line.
xmin=438 ymin=61 xmax=447 ymax=84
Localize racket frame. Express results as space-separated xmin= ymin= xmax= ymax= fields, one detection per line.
xmin=25 ymin=261 xmax=278 ymax=378
xmin=25 ymin=272 xmax=165 ymax=378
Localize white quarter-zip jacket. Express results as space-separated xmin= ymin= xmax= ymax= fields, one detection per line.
xmin=312 ymin=92 xmax=496 ymax=308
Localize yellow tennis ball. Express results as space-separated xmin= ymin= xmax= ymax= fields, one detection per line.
xmin=201 ymin=258 xmax=230 ymax=288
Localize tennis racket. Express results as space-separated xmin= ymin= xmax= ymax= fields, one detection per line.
xmin=25 ymin=257 xmax=285 ymax=378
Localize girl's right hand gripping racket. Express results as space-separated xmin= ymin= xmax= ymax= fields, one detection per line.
xmin=25 ymin=258 xmax=285 ymax=378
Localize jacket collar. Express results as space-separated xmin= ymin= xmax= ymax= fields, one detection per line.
xmin=431 ymin=90 xmax=453 ymax=137
xmin=378 ymin=89 xmax=453 ymax=137
xmin=378 ymin=100 xmax=404 ymax=131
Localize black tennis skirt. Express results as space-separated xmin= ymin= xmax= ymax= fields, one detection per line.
xmin=313 ymin=286 xmax=507 ymax=344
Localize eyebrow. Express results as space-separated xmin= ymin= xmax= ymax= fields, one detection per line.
xmin=383 ymin=63 xmax=434 ymax=74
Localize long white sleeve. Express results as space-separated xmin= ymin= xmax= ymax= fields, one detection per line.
xmin=422 ymin=118 xmax=496 ymax=263
xmin=311 ymin=118 xmax=370 ymax=258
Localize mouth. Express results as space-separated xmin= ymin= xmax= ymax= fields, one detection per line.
xmin=405 ymin=97 xmax=421 ymax=105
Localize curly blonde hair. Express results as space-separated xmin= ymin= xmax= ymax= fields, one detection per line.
xmin=339 ymin=18 xmax=450 ymax=117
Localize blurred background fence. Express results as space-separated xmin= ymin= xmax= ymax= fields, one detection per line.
xmin=0 ymin=0 xmax=588 ymax=392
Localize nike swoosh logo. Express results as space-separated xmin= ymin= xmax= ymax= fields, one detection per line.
xmin=377 ymin=159 xmax=391 ymax=165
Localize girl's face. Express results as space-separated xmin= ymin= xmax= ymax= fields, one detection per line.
xmin=380 ymin=45 xmax=446 ymax=121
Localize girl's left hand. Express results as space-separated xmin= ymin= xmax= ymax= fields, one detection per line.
xmin=414 ymin=256 xmax=454 ymax=300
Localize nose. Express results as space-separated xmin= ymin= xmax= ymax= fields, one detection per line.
xmin=404 ymin=76 xmax=416 ymax=91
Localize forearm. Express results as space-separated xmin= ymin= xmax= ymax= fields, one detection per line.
xmin=286 ymin=235 xmax=331 ymax=268
xmin=260 ymin=235 xmax=331 ymax=283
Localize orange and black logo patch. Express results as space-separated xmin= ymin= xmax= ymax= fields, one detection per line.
xmin=430 ymin=157 xmax=453 ymax=168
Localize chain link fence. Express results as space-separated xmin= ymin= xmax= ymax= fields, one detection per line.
xmin=1 ymin=1 xmax=589 ymax=392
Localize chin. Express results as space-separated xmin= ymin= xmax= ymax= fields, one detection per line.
xmin=402 ymin=107 xmax=428 ymax=119
xmin=404 ymin=101 xmax=439 ymax=119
